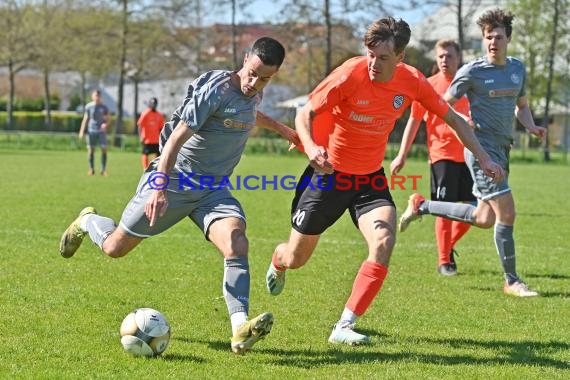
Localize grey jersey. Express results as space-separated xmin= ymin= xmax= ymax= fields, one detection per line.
xmin=448 ymin=56 xmax=526 ymax=146
xmin=160 ymin=70 xmax=261 ymax=186
xmin=84 ymin=102 xmax=109 ymax=132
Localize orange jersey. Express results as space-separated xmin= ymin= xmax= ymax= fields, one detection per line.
xmin=410 ymin=72 xmax=470 ymax=163
xmin=138 ymin=109 xmax=165 ymax=144
xmin=309 ymin=57 xmax=449 ymax=174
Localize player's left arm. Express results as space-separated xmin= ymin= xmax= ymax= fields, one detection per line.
xmin=256 ymin=110 xmax=299 ymax=146
xmin=79 ymin=112 xmax=88 ymax=139
xmin=442 ymin=108 xmax=505 ymax=183
xmin=102 ymin=106 xmax=111 ymax=131
xmin=515 ymin=96 xmax=547 ymax=139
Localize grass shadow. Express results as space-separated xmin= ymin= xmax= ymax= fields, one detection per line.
xmin=525 ymin=272 xmax=570 ymax=280
xmin=263 ymin=334 xmax=570 ymax=370
xmin=177 ymin=332 xmax=569 ymax=371
xmin=161 ymin=352 xmax=207 ymax=363
xmin=171 ymin=336 xmax=225 ymax=359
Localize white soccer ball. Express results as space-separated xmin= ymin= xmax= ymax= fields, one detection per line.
xmin=120 ymin=308 xmax=171 ymax=357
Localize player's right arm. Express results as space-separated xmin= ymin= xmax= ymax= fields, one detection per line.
xmin=295 ymin=102 xmax=333 ymax=174
xmin=78 ymin=112 xmax=88 ymax=139
xmin=145 ymin=120 xmax=194 ymax=227
xmin=137 ymin=110 xmax=147 ymax=142
xmin=145 ymin=73 xmax=221 ymax=226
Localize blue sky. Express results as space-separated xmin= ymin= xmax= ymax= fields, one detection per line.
xmin=205 ymin=0 xmax=432 ymax=27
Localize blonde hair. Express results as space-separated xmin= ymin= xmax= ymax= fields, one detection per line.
xmin=435 ymin=39 xmax=461 ymax=54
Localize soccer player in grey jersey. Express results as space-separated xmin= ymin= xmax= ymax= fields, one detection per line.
xmin=79 ymin=89 xmax=110 ymax=176
xmin=399 ymin=9 xmax=546 ymax=297
xmin=59 ymin=37 xmax=298 ymax=354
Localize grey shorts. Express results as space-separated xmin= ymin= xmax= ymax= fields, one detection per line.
xmin=87 ymin=131 xmax=108 ymax=148
xmin=119 ymin=167 xmax=246 ymax=239
xmin=464 ymin=146 xmax=511 ymax=201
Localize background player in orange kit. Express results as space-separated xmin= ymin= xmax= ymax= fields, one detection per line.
xmin=265 ymin=17 xmax=504 ymax=345
xmin=391 ymin=39 xmax=475 ymax=276
xmin=137 ymin=97 xmax=165 ymax=169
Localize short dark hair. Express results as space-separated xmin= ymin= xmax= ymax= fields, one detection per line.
xmin=250 ymin=37 xmax=286 ymax=68
xmin=364 ymin=17 xmax=411 ymax=55
xmin=149 ymin=97 xmax=158 ymax=108
xmin=477 ymin=8 xmax=515 ymax=38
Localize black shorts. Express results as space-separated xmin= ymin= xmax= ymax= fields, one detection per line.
xmin=430 ymin=160 xmax=476 ymax=202
xmin=142 ymin=144 xmax=160 ymax=155
xmin=290 ymin=165 xmax=395 ymax=235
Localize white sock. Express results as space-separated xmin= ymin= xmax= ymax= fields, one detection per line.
xmin=79 ymin=214 xmax=93 ymax=232
xmin=338 ymin=307 xmax=357 ymax=327
xmin=230 ymin=312 xmax=248 ymax=335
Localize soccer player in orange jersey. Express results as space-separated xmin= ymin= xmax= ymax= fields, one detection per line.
xmin=138 ymin=97 xmax=166 ymax=169
xmin=391 ymin=39 xmax=475 ymax=276
xmin=265 ymin=17 xmax=504 ymax=345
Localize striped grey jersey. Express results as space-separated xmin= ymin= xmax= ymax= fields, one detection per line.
xmin=448 ymin=56 xmax=526 ymax=147
xmin=159 ymin=70 xmax=262 ymax=185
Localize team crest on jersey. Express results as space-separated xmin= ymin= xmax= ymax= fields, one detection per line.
xmin=393 ymin=95 xmax=404 ymax=109
xmin=510 ymin=73 xmax=521 ymax=84
xmin=223 ymin=118 xmax=253 ymax=129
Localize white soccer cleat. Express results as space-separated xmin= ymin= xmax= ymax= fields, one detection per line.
xmin=266 ymin=262 xmax=286 ymax=296
xmin=503 ymin=281 xmax=538 ymax=297
xmin=399 ymin=193 xmax=425 ymax=232
xmin=328 ymin=322 xmax=371 ymax=346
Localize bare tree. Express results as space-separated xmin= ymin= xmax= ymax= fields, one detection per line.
xmin=399 ymin=0 xmax=484 ymax=61
xmin=156 ymin=0 xmax=206 ymax=76
xmin=274 ymin=0 xmax=383 ymax=88
xmin=34 ymin=0 xmax=71 ymax=130
xmin=540 ymin=0 xmax=560 ymax=161
xmin=126 ymin=16 xmax=171 ymax=129
xmin=324 ymin=0 xmax=331 ymax=74
xmin=509 ymin=0 xmax=570 ymax=160
xmin=215 ymin=0 xmax=255 ymax=69
xmin=113 ymin=0 xmax=129 ymax=145
xmin=0 ymin=1 xmax=38 ymax=128
xmin=61 ymin=3 xmax=122 ymax=109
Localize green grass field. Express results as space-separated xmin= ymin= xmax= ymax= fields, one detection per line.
xmin=1 ymin=149 xmax=569 ymax=379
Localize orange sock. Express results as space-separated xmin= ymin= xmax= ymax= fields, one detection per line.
xmin=435 ymin=217 xmax=453 ymax=265
xmin=451 ymin=221 xmax=471 ymax=247
xmin=345 ymin=261 xmax=388 ymax=316
xmin=142 ymin=155 xmax=149 ymax=169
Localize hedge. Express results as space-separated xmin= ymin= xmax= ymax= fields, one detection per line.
xmin=0 ymin=111 xmax=136 ymax=134
xmin=0 ymin=96 xmax=60 ymax=112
